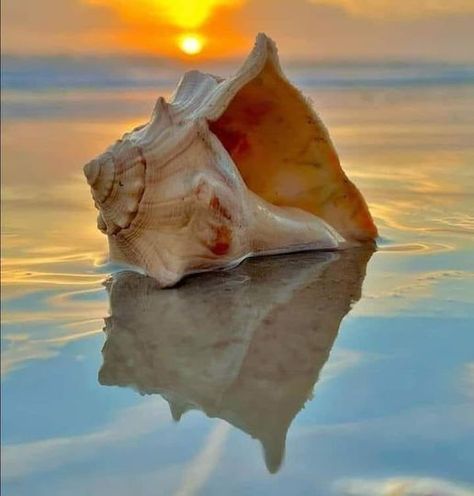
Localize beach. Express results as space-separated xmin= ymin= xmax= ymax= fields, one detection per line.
xmin=2 ymin=61 xmax=474 ymax=495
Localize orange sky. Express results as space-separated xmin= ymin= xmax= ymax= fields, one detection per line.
xmin=2 ymin=0 xmax=474 ymax=61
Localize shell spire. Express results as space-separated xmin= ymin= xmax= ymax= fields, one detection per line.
xmin=84 ymin=33 xmax=377 ymax=287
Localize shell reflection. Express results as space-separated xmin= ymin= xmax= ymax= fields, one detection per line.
xmin=99 ymin=247 xmax=373 ymax=473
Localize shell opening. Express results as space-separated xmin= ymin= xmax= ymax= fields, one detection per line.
xmin=208 ymin=61 xmax=377 ymax=241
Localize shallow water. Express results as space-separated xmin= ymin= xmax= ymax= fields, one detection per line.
xmin=2 ymin=79 xmax=474 ymax=495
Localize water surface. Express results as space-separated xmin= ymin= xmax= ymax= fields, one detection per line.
xmin=2 ymin=67 xmax=474 ymax=495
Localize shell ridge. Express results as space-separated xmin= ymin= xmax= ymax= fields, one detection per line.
xmin=170 ymin=71 xmax=220 ymax=119
xmin=141 ymin=122 xmax=201 ymax=176
xmin=89 ymin=152 xmax=115 ymax=204
xmin=98 ymin=145 xmax=146 ymax=234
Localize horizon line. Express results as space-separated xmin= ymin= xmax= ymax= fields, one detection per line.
xmin=2 ymin=52 xmax=474 ymax=67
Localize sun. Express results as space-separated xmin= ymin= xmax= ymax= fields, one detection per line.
xmin=178 ymin=34 xmax=204 ymax=55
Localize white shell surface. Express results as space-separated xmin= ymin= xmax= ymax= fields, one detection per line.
xmin=83 ymin=34 xmax=367 ymax=287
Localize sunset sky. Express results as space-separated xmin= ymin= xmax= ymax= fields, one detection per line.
xmin=2 ymin=0 xmax=474 ymax=61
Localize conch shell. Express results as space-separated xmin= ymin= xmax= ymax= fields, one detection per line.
xmin=84 ymin=33 xmax=376 ymax=287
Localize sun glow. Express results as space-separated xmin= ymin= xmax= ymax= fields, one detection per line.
xmin=87 ymin=0 xmax=245 ymax=29
xmin=85 ymin=0 xmax=249 ymax=57
xmin=179 ymin=34 xmax=204 ymax=55
xmin=158 ymin=0 xmax=244 ymax=29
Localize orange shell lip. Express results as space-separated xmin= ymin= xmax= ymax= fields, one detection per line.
xmin=209 ymin=59 xmax=377 ymax=243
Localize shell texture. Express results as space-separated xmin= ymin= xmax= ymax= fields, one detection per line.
xmin=84 ymin=33 xmax=377 ymax=287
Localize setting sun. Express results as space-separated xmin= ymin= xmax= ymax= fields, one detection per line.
xmin=83 ymin=0 xmax=249 ymax=57
xmin=179 ymin=34 xmax=204 ymax=55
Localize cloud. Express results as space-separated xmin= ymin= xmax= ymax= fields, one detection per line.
xmin=1 ymin=326 xmax=102 ymax=376
xmin=1 ymin=398 xmax=168 ymax=479
xmin=318 ymin=349 xmax=369 ymax=383
xmin=335 ymin=476 xmax=474 ymax=496
xmin=295 ymin=403 xmax=474 ymax=443
xmin=174 ymin=421 xmax=230 ymax=496
xmin=2 ymin=398 xmax=231 ymax=494
xmin=308 ymin=0 xmax=474 ymax=19
xmin=3 ymin=0 xmax=474 ymax=59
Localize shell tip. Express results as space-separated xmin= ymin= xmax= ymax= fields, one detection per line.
xmin=255 ymin=33 xmax=277 ymax=52
xmin=253 ymin=33 xmax=281 ymax=70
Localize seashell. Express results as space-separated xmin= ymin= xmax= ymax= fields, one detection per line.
xmin=99 ymin=247 xmax=373 ymax=472
xmin=84 ymin=33 xmax=377 ymax=287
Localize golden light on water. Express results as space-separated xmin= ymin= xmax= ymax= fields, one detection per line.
xmin=178 ymin=34 xmax=204 ymax=55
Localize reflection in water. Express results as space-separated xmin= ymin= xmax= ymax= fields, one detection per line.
xmin=99 ymin=247 xmax=373 ymax=472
